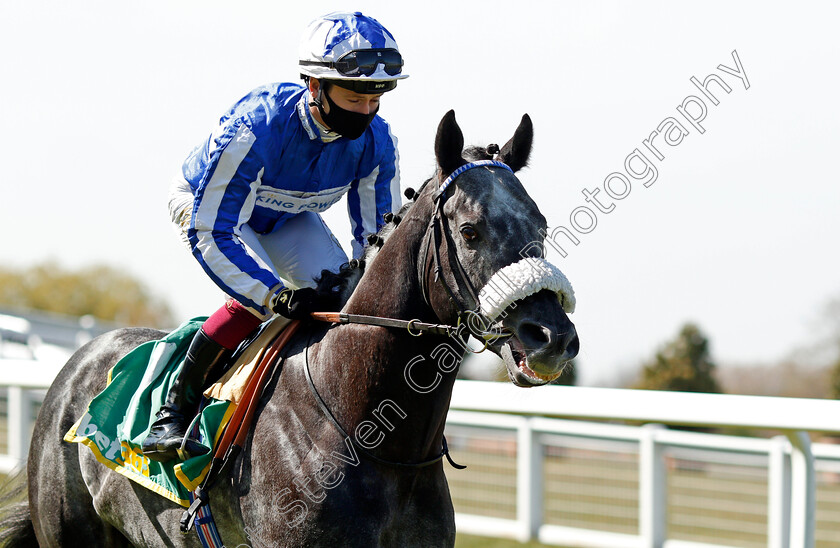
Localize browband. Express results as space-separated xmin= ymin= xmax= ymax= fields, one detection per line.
xmin=439 ymin=160 xmax=513 ymax=195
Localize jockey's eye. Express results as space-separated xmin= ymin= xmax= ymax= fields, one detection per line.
xmin=460 ymin=225 xmax=478 ymax=242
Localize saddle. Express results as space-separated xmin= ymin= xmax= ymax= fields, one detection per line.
xmin=64 ymin=316 xmax=300 ymax=511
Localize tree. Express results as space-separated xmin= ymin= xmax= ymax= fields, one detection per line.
xmin=0 ymin=261 xmax=174 ymax=328
xmin=634 ymin=323 xmax=721 ymax=393
xmin=823 ymin=297 xmax=840 ymax=399
xmin=831 ymin=362 xmax=840 ymax=399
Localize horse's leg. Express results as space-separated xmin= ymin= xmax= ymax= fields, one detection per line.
xmin=75 ymin=450 xmax=208 ymax=548
xmin=27 ymin=330 xmax=161 ymax=547
xmin=28 ymin=436 xmax=131 ymax=547
xmin=386 ymin=471 xmax=456 ymax=547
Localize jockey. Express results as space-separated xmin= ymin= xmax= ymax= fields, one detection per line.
xmin=142 ymin=11 xmax=408 ymax=462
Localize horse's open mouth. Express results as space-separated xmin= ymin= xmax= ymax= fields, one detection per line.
xmin=499 ymin=335 xmax=561 ymax=387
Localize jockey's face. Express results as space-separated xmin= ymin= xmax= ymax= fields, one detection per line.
xmin=324 ymin=84 xmax=383 ymax=115
xmin=308 ymin=78 xmax=383 ymax=127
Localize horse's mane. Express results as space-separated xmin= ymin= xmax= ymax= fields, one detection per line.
xmin=462 ymin=145 xmax=497 ymax=161
xmin=313 ymin=177 xmax=430 ymax=304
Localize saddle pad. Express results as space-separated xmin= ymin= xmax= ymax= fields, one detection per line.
xmin=204 ymin=316 xmax=291 ymax=404
xmin=63 ymin=316 xmax=290 ymax=507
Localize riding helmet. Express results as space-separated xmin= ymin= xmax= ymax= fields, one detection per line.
xmin=298 ymin=12 xmax=408 ymax=93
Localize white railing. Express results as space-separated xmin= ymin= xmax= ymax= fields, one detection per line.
xmin=0 ymin=358 xmax=58 ymax=473
xmin=446 ymin=381 xmax=840 ymax=548
xmin=2 ymin=372 xmax=839 ymax=548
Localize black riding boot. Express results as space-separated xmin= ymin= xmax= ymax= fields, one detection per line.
xmin=141 ymin=328 xmax=233 ymax=462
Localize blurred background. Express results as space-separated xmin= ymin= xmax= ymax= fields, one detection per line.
xmin=2 ymin=1 xmax=839 ymax=389
xmin=3 ymin=3 xmax=840 ymax=547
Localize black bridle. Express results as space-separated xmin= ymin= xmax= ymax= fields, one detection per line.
xmin=419 ymin=160 xmax=514 ymax=319
xmin=312 ymin=160 xmax=516 ymax=343
xmin=304 ymin=160 xmax=515 ymax=470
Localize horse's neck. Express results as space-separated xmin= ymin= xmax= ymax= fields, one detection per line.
xmin=312 ymin=211 xmax=459 ymax=463
xmin=344 ymin=214 xmax=431 ymax=321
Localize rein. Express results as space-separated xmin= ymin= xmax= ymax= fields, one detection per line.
xmin=310 ymin=312 xmax=456 ymax=337
xmin=309 ymin=311 xmax=511 ymax=348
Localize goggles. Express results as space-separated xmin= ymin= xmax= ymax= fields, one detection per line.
xmin=301 ymin=48 xmax=404 ymax=77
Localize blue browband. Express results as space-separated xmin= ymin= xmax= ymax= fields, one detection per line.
xmin=438 ymin=160 xmax=513 ymax=195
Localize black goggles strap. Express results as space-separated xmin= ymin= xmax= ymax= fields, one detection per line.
xmin=331 ymin=79 xmax=397 ymax=94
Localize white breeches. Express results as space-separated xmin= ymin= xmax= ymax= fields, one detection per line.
xmin=168 ymin=177 xmax=348 ymax=314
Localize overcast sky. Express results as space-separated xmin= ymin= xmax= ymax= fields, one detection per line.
xmin=2 ymin=1 xmax=838 ymax=385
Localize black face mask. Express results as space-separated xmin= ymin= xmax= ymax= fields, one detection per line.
xmin=313 ymin=87 xmax=378 ymax=140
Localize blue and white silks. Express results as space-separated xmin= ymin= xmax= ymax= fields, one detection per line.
xmin=181 ymin=83 xmax=401 ymax=316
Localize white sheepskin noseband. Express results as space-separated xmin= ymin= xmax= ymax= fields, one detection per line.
xmin=478 ymin=258 xmax=575 ymax=321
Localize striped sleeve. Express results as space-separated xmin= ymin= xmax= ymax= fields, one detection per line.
xmin=347 ymin=124 xmax=402 ymax=258
xmin=188 ymin=123 xmax=283 ymax=315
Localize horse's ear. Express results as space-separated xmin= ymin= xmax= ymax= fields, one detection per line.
xmin=435 ymin=110 xmax=465 ymax=175
xmin=497 ymin=114 xmax=533 ymax=172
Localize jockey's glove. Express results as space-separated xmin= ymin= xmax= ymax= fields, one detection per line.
xmin=272 ymin=287 xmax=328 ymax=320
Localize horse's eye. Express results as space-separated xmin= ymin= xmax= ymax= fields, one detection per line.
xmin=460 ymin=225 xmax=478 ymax=242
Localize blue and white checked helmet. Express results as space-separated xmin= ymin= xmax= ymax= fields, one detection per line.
xmin=299 ymin=12 xmax=408 ymax=93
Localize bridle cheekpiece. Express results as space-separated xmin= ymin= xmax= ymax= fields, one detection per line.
xmin=421 ymin=160 xmax=515 ymax=321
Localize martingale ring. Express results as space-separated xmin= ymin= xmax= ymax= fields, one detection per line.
xmin=406 ymin=319 xmax=423 ymax=337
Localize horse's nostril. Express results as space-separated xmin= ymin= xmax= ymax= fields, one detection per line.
xmin=518 ymin=321 xmax=553 ymax=349
xmin=517 ymin=322 xmax=578 ymax=358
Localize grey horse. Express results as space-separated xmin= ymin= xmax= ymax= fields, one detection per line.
xmin=1 ymin=110 xmax=578 ymax=547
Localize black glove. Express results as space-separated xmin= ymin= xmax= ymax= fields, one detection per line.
xmin=272 ymin=287 xmax=332 ymax=320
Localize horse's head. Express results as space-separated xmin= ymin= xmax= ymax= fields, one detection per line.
xmin=420 ymin=110 xmax=579 ymax=387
